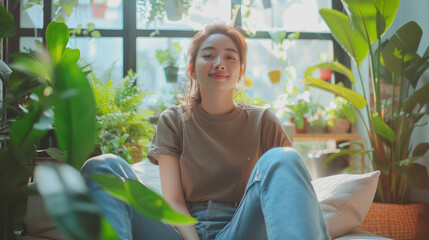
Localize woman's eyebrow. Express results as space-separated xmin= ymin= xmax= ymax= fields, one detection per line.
xmin=201 ymin=46 xmax=238 ymax=54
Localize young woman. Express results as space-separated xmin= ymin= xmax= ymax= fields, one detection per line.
xmin=82 ymin=24 xmax=330 ymax=240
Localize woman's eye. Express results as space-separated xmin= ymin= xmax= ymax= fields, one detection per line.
xmin=227 ymin=56 xmax=236 ymax=60
xmin=203 ymin=55 xmax=213 ymax=59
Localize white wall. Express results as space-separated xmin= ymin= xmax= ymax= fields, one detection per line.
xmin=388 ymin=0 xmax=429 ymax=203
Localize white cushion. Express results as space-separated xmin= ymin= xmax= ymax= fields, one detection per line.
xmin=311 ymin=171 xmax=380 ymax=238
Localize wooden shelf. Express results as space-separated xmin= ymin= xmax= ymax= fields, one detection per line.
xmin=294 ymin=133 xmax=363 ymax=142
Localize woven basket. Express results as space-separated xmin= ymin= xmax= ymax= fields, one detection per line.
xmin=360 ymin=202 xmax=428 ymax=240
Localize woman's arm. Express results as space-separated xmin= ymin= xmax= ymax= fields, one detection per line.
xmin=158 ymin=154 xmax=199 ymax=240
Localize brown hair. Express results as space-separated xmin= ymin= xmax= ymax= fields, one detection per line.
xmin=184 ymin=24 xmax=248 ymax=108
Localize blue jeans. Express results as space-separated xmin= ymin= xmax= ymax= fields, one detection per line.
xmin=81 ymin=147 xmax=330 ymax=240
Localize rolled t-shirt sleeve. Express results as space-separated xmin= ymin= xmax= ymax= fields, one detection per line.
xmin=261 ymin=108 xmax=292 ymax=151
xmin=147 ymin=107 xmax=182 ymax=165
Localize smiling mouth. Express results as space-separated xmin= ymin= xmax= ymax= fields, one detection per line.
xmin=209 ymin=73 xmax=229 ymax=79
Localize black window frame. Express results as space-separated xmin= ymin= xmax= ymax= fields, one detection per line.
xmin=3 ymin=0 xmax=351 ymax=86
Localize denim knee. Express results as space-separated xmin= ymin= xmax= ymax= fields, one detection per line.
xmin=81 ymin=153 xmax=128 ymax=176
xmin=257 ymin=147 xmax=307 ymax=176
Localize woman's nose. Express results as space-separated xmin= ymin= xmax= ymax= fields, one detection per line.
xmin=213 ymin=57 xmax=226 ymax=70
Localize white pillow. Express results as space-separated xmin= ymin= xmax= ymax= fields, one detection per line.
xmin=311 ymin=171 xmax=380 ymax=239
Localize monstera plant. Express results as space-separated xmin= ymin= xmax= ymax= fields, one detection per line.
xmin=0 ymin=9 xmax=195 ymax=239
xmin=304 ymin=0 xmax=429 ymax=204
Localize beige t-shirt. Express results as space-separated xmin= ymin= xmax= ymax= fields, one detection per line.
xmin=147 ymin=103 xmax=291 ymax=202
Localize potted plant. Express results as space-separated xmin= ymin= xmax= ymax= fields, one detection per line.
xmin=89 ymin=66 xmax=155 ymax=164
xmin=137 ymin=0 xmax=194 ymax=26
xmin=0 ymin=15 xmax=195 ymax=239
xmin=155 ymin=42 xmax=182 ymax=83
xmin=92 ymin=0 xmax=108 ymax=18
xmin=318 ymin=53 xmax=333 ymax=81
xmin=324 ymin=96 xmax=356 ymax=134
xmin=303 ymin=1 xmax=429 ymax=239
xmin=272 ymin=88 xmax=320 ymax=134
xmin=267 ymin=30 xmax=300 ymax=84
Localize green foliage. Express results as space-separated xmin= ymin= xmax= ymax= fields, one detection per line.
xmin=137 ymin=0 xmax=196 ymax=26
xmin=89 ymin=67 xmax=155 ymax=163
xmin=272 ymin=87 xmax=321 ymax=130
xmin=304 ymin=0 xmax=429 ymax=203
xmin=324 ymin=96 xmax=356 ymax=127
xmin=91 ymin=174 xmax=197 ymax=225
xmin=234 ymin=91 xmax=269 ymax=107
xmin=0 ymin=4 xmax=16 ymax=38
xmin=155 ymin=43 xmax=182 ymax=67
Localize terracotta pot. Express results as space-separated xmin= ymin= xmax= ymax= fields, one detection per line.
xmin=290 ymin=117 xmax=308 ymax=134
xmin=360 ymin=202 xmax=428 ymax=240
xmin=268 ymin=70 xmax=281 ymax=84
xmin=319 ymin=68 xmax=332 ymax=80
xmin=92 ymin=4 xmax=108 ymax=18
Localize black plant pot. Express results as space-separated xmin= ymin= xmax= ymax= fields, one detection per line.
xmin=262 ymin=0 xmax=272 ymax=9
xmin=163 ymin=65 xmax=179 ymax=83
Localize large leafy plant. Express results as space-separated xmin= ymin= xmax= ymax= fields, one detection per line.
xmin=303 ymin=0 xmax=429 ymax=203
xmin=0 ymin=12 xmax=195 ymax=240
xmin=89 ymin=67 xmax=155 ymax=163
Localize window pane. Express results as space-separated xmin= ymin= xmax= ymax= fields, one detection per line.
xmin=136 ymin=37 xmax=190 ymax=107
xmin=20 ymin=0 xmax=43 ymax=28
xmin=20 ymin=37 xmax=43 ymax=52
xmin=137 ymin=0 xmax=230 ymax=30
xmin=244 ymin=39 xmax=334 ymax=104
xmin=68 ymin=37 xmax=123 ymax=83
xmin=52 ymin=0 xmax=123 ymax=29
xmin=242 ymin=0 xmax=331 ymax=33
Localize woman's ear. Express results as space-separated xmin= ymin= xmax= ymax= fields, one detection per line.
xmin=189 ymin=62 xmax=196 ymax=78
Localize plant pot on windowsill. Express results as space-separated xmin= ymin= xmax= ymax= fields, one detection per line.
xmin=326 ymin=118 xmax=351 ymax=134
xmin=360 ymin=202 xmax=428 ymax=240
xmin=290 ymin=117 xmax=308 ymax=134
xmin=92 ymin=3 xmax=108 ymax=18
xmin=319 ymin=68 xmax=332 ymax=81
xmin=268 ymin=70 xmax=281 ymax=84
xmin=163 ymin=65 xmax=179 ymax=83
xmin=164 ymin=0 xmax=184 ymax=21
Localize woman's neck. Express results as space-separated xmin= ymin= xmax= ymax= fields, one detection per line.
xmin=200 ymin=91 xmax=236 ymax=116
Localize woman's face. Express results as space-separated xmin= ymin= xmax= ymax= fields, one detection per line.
xmin=195 ymin=33 xmax=241 ymax=93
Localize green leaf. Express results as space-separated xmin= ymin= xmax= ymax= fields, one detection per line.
xmin=23 ymin=3 xmax=34 ymax=11
xmin=0 ymin=5 xmax=16 ymax=38
xmin=325 ymin=149 xmax=359 ymax=164
xmin=46 ymin=21 xmax=70 ymax=65
xmin=398 ymin=163 xmax=429 ymax=189
xmin=37 ymin=147 xmax=67 ymax=162
xmin=402 ymin=82 xmax=429 ymax=113
xmin=268 ymin=31 xmax=287 ymax=45
xmin=372 ymin=113 xmax=396 ymax=143
xmin=412 ymin=143 xmax=429 ymax=157
xmin=9 ymin=100 xmax=47 ymax=161
xmin=303 ymin=76 xmax=366 ymax=110
xmin=305 ymin=61 xmax=355 ymax=83
xmin=382 ymin=21 xmax=422 ymax=72
xmin=375 ymin=4 xmax=386 ymax=39
xmin=91 ymin=174 xmax=198 ymax=226
xmin=11 ymin=52 xmax=51 ymax=81
xmin=398 ymin=156 xmax=422 ymax=167
xmin=53 ymin=62 xmax=96 ymax=170
xmin=319 ymin=8 xmax=368 ymax=65
xmin=34 ymin=162 xmax=102 ymax=240
xmin=62 ymin=48 xmax=81 ymax=65
xmin=91 ymin=30 xmax=101 ymax=37
xmin=98 ymin=217 xmax=120 ymax=240
xmin=87 ymin=23 xmax=96 ymax=31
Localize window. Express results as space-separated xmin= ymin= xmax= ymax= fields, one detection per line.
xmin=5 ymin=0 xmax=348 ymax=110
